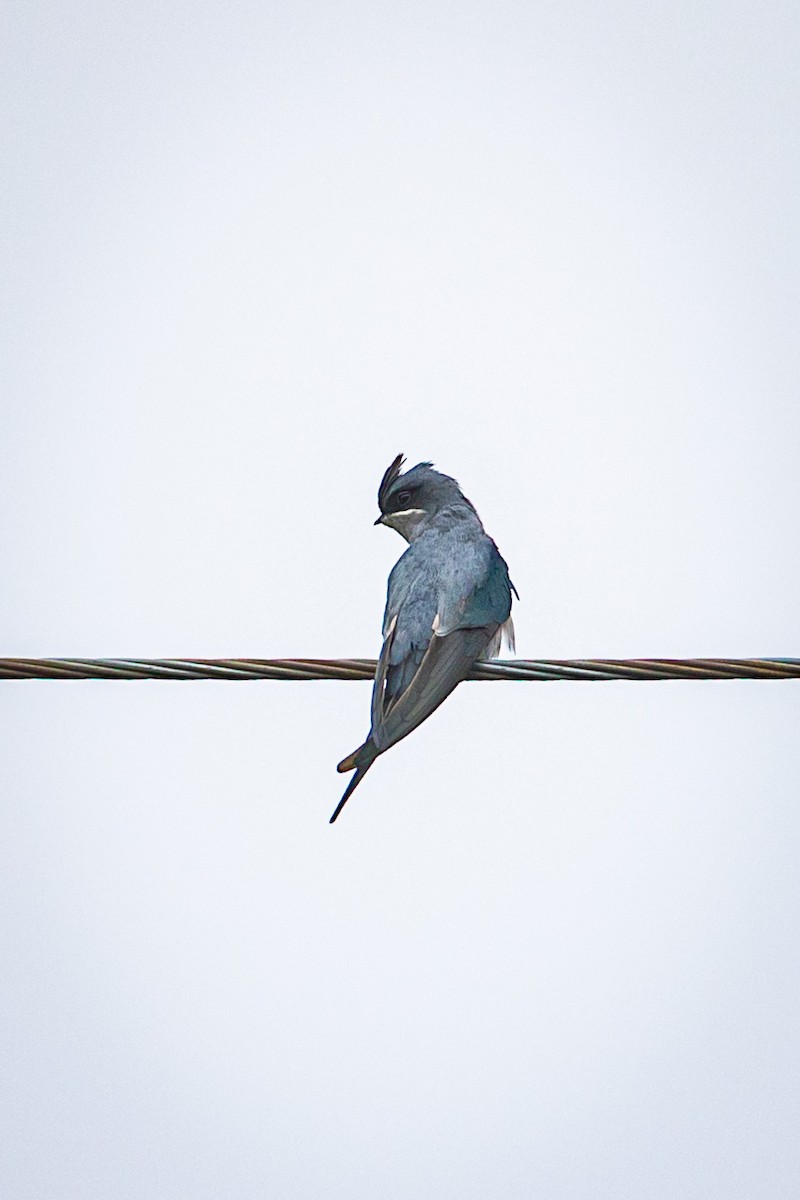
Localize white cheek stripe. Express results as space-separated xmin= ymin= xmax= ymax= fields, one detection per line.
xmin=391 ymin=508 xmax=426 ymax=518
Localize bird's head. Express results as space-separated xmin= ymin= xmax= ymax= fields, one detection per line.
xmin=374 ymin=454 xmax=475 ymax=542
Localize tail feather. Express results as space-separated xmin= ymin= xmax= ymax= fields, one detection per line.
xmin=330 ymin=740 xmax=379 ymax=823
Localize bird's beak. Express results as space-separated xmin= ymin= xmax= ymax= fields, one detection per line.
xmin=374 ymin=514 xmax=385 ymax=526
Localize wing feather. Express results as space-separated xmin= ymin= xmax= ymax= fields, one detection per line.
xmin=371 ymin=624 xmax=495 ymax=753
xmin=365 ymin=536 xmax=513 ymax=756
xmin=370 ymin=615 xmax=397 ymax=731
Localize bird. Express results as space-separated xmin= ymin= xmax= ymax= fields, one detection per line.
xmin=330 ymin=453 xmax=517 ymax=823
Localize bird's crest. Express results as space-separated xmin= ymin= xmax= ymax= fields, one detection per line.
xmin=378 ymin=454 xmax=442 ymax=513
xmin=377 ymin=453 xmax=405 ymax=512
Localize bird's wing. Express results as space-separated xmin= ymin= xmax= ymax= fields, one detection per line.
xmin=370 ymin=614 xmax=397 ymax=732
xmin=436 ymin=540 xmax=513 ymax=635
xmin=369 ymin=544 xmax=513 ymax=754
xmin=372 ymin=624 xmax=494 ymax=753
xmin=372 ymin=548 xmax=437 ymax=719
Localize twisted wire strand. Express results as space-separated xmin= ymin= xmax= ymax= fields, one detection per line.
xmin=1 ymin=658 xmax=799 ymax=681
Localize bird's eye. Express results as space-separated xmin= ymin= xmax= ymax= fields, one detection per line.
xmin=395 ymin=490 xmax=412 ymax=507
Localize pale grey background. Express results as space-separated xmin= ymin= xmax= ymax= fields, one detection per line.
xmin=2 ymin=2 xmax=799 ymax=1196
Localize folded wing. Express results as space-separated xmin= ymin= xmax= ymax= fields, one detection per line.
xmin=332 ymin=542 xmax=513 ymax=821
xmin=370 ymin=544 xmax=513 ymax=754
xmin=372 ymin=624 xmax=494 ymax=752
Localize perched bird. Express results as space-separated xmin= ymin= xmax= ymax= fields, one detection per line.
xmin=331 ymin=454 xmax=517 ymax=823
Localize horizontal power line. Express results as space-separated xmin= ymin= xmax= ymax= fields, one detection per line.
xmin=1 ymin=658 xmax=799 ymax=681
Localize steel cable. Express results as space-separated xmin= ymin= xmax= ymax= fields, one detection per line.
xmin=1 ymin=658 xmax=799 ymax=681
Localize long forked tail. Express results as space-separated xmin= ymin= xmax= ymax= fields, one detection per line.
xmin=330 ymin=741 xmax=378 ymax=823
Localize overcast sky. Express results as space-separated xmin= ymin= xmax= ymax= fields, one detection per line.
xmin=2 ymin=2 xmax=799 ymax=1196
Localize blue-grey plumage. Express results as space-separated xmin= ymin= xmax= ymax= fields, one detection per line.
xmin=330 ymin=454 xmax=517 ymax=823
